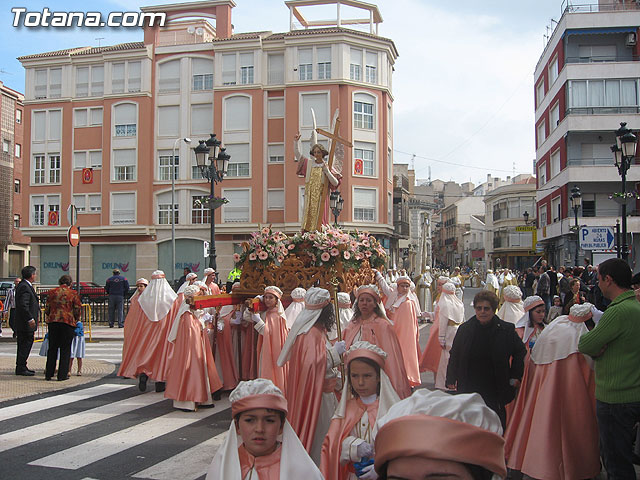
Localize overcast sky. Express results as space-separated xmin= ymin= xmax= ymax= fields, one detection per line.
xmin=0 ymin=0 xmax=570 ymax=184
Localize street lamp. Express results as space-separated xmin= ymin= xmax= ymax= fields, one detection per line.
xmin=171 ymin=137 xmax=191 ymax=285
xmin=611 ymin=122 xmax=637 ymax=262
xmin=329 ymin=190 xmax=344 ymax=227
xmin=523 ymin=211 xmax=535 ymax=226
xmin=193 ymin=134 xmax=231 ymax=271
xmin=571 ymin=185 xmax=582 ymax=267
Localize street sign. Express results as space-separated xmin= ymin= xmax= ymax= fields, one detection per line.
xmin=535 ymin=242 xmax=544 ymax=253
xmin=67 ymin=225 xmax=80 ymax=247
xmin=516 ymin=225 xmax=536 ymax=232
xmin=580 ymin=226 xmax=615 ymax=250
xmin=203 ymin=240 xmax=210 ymax=257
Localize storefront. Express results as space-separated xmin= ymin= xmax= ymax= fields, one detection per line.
xmin=39 ymin=245 xmax=70 ymax=286
xmin=92 ymin=244 xmax=137 ymax=285
xmin=158 ymin=239 xmax=207 ymax=281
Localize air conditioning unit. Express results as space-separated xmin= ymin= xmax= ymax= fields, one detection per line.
xmin=626 ymin=32 xmax=637 ymax=46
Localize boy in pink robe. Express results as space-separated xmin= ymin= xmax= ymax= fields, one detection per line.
xmin=375 ymin=272 xmax=422 ymax=387
xmin=244 ymin=286 xmax=289 ymax=394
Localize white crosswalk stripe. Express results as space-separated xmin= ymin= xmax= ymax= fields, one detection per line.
xmin=0 ymin=382 xmax=232 ymax=479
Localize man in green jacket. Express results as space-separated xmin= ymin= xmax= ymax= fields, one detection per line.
xmin=578 ymin=258 xmax=640 ymax=480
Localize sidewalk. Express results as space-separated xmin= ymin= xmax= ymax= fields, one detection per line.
xmin=0 ymin=325 xmax=124 ymax=402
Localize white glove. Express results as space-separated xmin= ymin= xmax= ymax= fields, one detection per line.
xmin=590 ymin=305 xmax=603 ymax=324
xmin=359 ymin=464 xmax=378 ymax=480
xmin=334 ymin=340 xmax=346 ymax=356
xmin=217 ymin=320 xmax=224 ymax=332
xmin=439 ymin=337 xmax=446 ymax=349
xmin=356 ymin=442 xmax=374 ymax=460
xmin=242 ymin=309 xmax=252 ymax=322
xmin=231 ymin=311 xmax=242 ymax=325
xmin=250 ymin=312 xmax=261 ymax=324
xmin=202 ymin=313 xmax=213 ymax=324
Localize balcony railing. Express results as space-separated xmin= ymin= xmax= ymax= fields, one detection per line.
xmin=563 ymin=1 xmax=640 ymax=13
xmin=567 ymin=157 xmax=614 ymax=166
xmin=566 ymin=54 xmax=639 ymax=64
xmin=566 ymin=106 xmax=640 ymax=115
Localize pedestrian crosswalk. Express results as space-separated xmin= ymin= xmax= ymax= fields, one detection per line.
xmin=0 ymin=381 xmax=232 ymax=480
xmin=0 ymin=341 xmax=124 ymax=364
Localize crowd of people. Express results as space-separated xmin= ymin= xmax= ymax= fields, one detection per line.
xmin=7 ymin=256 xmax=640 ymax=479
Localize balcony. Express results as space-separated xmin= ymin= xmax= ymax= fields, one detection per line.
xmin=393 ymin=220 xmax=409 ymax=238
xmin=566 ymin=106 xmax=640 ymax=116
xmin=562 ymin=2 xmax=640 ymax=13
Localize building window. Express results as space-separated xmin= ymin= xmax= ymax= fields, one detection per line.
xmin=582 ymin=198 xmax=596 ymax=217
xmin=111 ymin=192 xmax=136 ymax=224
xmin=301 ymin=92 xmax=329 ymax=127
xmin=33 ymin=155 xmax=45 ymax=183
xmin=353 ymin=187 xmax=376 ymax=222
xmin=225 ymin=143 xmax=250 ymax=177
xmin=388 ymin=191 xmax=392 ymax=224
xmin=2 ymin=139 xmax=9 ymax=154
xmin=222 ymin=189 xmax=250 ymax=222
xmin=350 ymin=48 xmax=362 ymax=81
xmin=191 ymin=103 xmax=213 ymax=136
xmin=268 ymin=98 xmax=284 ymax=118
xmin=224 ymin=95 xmax=251 ymax=131
xmin=354 ymin=143 xmax=375 ymax=176
xmin=222 ymin=54 xmax=236 ymax=85
xmin=299 ymin=48 xmax=313 ymax=80
xmin=158 ymin=60 xmax=180 ymax=93
xmin=365 ymin=51 xmax=377 ymax=83
xmin=538 ymin=163 xmax=546 ymax=185
xmin=112 ymin=60 xmax=141 ymax=93
xmin=31 ymin=194 xmax=59 ymax=226
xmin=74 ymin=150 xmax=102 ymax=169
xmin=550 ymin=103 xmax=560 ymax=129
xmin=14 ymin=179 xmax=20 ymax=193
xmin=34 ymin=68 xmax=61 ymax=99
xmin=317 ymin=47 xmax=331 ymax=80
xmin=192 ymin=57 xmax=213 ymax=91
xmin=268 ymin=53 xmax=284 ymax=85
xmin=539 ymin=205 xmax=547 ymax=227
xmin=15 ymin=109 xmax=21 ymax=124
xmin=158 ymin=152 xmax=179 ymax=180
xmin=158 ymin=105 xmax=180 ymax=137
xmin=550 ymin=149 xmax=560 ymax=178
xmin=548 ymin=57 xmax=558 ymax=86
xmin=114 ymin=103 xmax=137 ymax=137
xmin=13 ymin=214 xmax=20 ymax=228
xmin=267 ymin=189 xmax=284 ymax=210
xmin=191 ymin=195 xmax=210 ymax=224
xmin=158 ymin=203 xmax=178 ymax=225
xmin=127 ymin=61 xmax=141 ymax=92
xmin=536 ymin=79 xmax=545 ymax=107
xmin=15 ymin=143 xmax=20 ymax=158
xmin=113 ymin=149 xmax=136 ymax=181
xmin=268 ymin=144 xmax=284 ymax=163
xmin=551 ymin=196 xmax=561 ymax=222
xmin=537 ymin=120 xmax=546 ymax=148
xmin=568 ymin=79 xmax=638 ymax=111
xmin=74 ymin=107 xmax=103 ymax=127
xmin=48 ymin=154 xmax=61 ymax=183
xmin=240 ymin=52 xmax=254 ymax=85
xmin=354 ymin=99 xmax=374 ymax=129
xmin=76 ymin=65 xmax=103 ymax=97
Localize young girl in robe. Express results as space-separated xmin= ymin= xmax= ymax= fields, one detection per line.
xmin=321 ymin=341 xmax=401 ymax=480
xmin=244 ymin=286 xmax=289 ymax=394
xmin=206 ymin=378 xmax=323 ymax=480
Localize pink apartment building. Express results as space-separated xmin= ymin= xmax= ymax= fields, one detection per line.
xmin=18 ymin=0 xmax=398 ymax=285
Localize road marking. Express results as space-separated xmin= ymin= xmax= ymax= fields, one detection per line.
xmin=29 ymin=397 xmax=231 ymax=470
xmin=0 ymin=384 xmax=131 ymax=422
xmin=132 ymin=431 xmax=227 ymax=480
xmin=0 ymin=391 xmax=166 ymax=453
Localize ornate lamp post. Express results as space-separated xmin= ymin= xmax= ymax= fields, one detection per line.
xmin=611 ymin=122 xmax=637 ymax=262
xmin=193 ymin=134 xmax=230 ymax=271
xmin=523 ymin=210 xmax=532 ymax=226
xmin=570 ymin=185 xmax=582 ymax=267
xmin=329 ymin=190 xmax=344 ymax=227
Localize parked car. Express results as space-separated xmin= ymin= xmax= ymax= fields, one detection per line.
xmin=39 ymin=282 xmax=108 ymax=303
xmin=0 ymin=279 xmax=14 ymax=304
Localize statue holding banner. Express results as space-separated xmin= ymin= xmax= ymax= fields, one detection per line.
xmin=294 ymin=109 xmax=351 ymax=232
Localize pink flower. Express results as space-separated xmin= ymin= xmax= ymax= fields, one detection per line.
xmin=321 ymin=252 xmax=331 ymax=262
xmin=343 ymin=251 xmax=351 ymax=260
xmin=308 ymin=233 xmax=317 ymax=241
xmin=249 ymin=253 xmax=257 ymax=261
xmin=258 ymin=251 xmax=269 ymax=260
xmin=261 ymin=226 xmax=270 ymax=235
xmin=362 ymin=239 xmax=370 ymax=247
xmin=365 ymin=250 xmax=372 ymax=258
xmin=233 ymin=253 xmax=241 ymax=262
xmin=277 ymin=255 xmax=284 ymax=263
xmin=355 ymin=252 xmax=364 ymax=260
xmin=330 ymin=248 xmax=339 ymax=257
xmin=288 ymin=244 xmax=295 ymax=250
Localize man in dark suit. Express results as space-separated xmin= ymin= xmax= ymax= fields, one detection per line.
xmin=15 ymin=266 xmax=39 ymax=376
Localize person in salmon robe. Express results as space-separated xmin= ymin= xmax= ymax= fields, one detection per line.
xmin=321 ymin=341 xmax=400 ymax=480
xmin=375 ymin=272 xmax=421 ymax=387
xmin=203 ymin=267 xmax=221 ymax=295
xmin=215 ymin=284 xmax=242 ymax=391
xmin=284 ymin=287 xmax=306 ymax=330
xmin=329 ymin=291 xmax=352 ymax=341
xmin=244 ymin=286 xmax=289 ymax=394
xmin=423 ymin=282 xmax=464 ymax=390
xmin=342 ymin=285 xmax=411 ymax=399
xmin=419 ymin=276 xmax=454 ymax=378
xmin=505 ymin=303 xmax=600 ymax=480
xmin=497 ymin=285 xmax=525 ymax=325
xmin=206 ymin=378 xmax=323 ymax=480
xmin=118 ymin=271 xmax=179 ymax=392
xmin=277 ymin=287 xmax=345 ymax=464
xmin=164 ymin=284 xmax=222 ymax=411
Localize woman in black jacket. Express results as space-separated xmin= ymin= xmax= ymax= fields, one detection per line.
xmin=446 ymin=290 xmax=526 ymax=430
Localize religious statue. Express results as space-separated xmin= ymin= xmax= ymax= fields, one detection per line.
xmin=294 ymin=109 xmax=351 ymax=232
